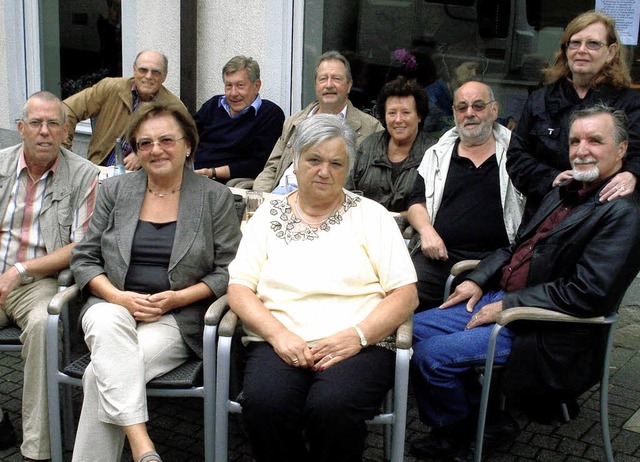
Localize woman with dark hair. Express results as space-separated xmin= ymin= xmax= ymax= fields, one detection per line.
xmin=507 ymin=10 xmax=640 ymax=222
xmin=347 ymin=76 xmax=436 ymax=214
xmin=70 ymin=103 xmax=240 ymax=462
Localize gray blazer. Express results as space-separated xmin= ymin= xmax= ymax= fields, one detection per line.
xmin=71 ymin=167 xmax=241 ymax=357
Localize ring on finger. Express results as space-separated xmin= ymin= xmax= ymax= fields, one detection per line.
xmin=328 ymin=354 xmax=334 ymax=360
xmin=292 ymin=358 xmax=299 ymax=364
xmin=620 ymin=186 xmax=626 ymax=192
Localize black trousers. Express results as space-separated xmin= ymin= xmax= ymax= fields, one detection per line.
xmin=241 ymin=342 xmax=395 ymax=462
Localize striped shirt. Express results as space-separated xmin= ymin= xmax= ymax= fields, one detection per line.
xmin=0 ymin=149 xmax=98 ymax=274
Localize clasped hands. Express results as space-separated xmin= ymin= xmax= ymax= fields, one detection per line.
xmin=440 ymin=280 xmax=503 ymax=330
xmin=272 ymin=328 xmax=362 ymax=371
xmin=117 ymin=290 xmax=181 ymax=322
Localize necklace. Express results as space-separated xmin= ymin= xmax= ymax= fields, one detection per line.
xmin=147 ymin=185 xmax=182 ymax=197
xmin=293 ymin=193 xmax=342 ymax=227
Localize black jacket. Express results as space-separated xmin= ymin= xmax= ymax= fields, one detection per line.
xmin=467 ymin=181 xmax=640 ymax=397
xmin=346 ymin=131 xmax=436 ymax=212
xmin=506 ymin=79 xmax=640 ymax=221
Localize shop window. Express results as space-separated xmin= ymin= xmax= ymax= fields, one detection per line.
xmin=40 ymin=0 xmax=122 ymax=99
xmin=302 ymin=0 xmax=640 ymax=126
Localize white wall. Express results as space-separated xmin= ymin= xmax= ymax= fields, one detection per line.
xmin=0 ymin=4 xmax=9 ymax=129
xmin=196 ymin=0 xmax=293 ymax=114
xmin=122 ymin=0 xmax=182 ymax=96
xmin=0 ymin=0 xmax=294 ymax=136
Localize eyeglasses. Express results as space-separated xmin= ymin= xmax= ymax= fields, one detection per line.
xmin=453 ymin=100 xmax=495 ymax=113
xmin=135 ymin=66 xmax=164 ymax=78
xmin=22 ymin=119 xmax=63 ymax=131
xmin=566 ymin=40 xmax=607 ymax=51
xmin=136 ymin=136 xmax=185 ymax=152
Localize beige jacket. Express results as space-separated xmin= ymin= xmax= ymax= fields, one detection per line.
xmin=63 ymin=77 xmax=185 ymax=165
xmin=253 ymin=100 xmax=382 ymax=192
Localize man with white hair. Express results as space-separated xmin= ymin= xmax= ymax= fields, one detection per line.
xmin=410 ymin=104 xmax=640 ymax=460
xmin=0 ymin=91 xmax=99 ymax=461
xmin=407 ymin=81 xmax=523 ymax=311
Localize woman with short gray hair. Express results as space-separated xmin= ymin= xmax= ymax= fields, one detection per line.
xmin=228 ymin=114 xmax=418 ymax=461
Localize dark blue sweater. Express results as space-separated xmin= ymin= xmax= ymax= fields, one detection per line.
xmin=194 ymin=95 xmax=285 ymax=180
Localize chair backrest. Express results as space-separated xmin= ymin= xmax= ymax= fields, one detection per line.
xmin=214 ymin=301 xmax=412 ymax=462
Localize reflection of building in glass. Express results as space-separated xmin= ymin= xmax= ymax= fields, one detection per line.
xmin=59 ymin=0 xmax=122 ymax=99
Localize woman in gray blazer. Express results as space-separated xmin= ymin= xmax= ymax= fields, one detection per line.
xmin=70 ymin=103 xmax=240 ymax=462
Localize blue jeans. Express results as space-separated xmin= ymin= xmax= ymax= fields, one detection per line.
xmin=411 ymin=290 xmax=515 ymax=428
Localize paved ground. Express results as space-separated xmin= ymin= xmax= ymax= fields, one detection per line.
xmin=1 ymin=276 xmax=640 ymax=461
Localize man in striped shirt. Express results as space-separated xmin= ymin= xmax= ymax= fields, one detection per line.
xmin=0 ymin=91 xmax=99 ymax=461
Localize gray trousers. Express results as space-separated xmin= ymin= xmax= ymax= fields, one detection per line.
xmin=72 ymin=303 xmax=190 ymax=462
xmin=0 ymin=277 xmax=59 ymax=460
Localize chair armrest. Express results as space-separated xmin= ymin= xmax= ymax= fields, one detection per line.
xmin=47 ymin=284 xmax=80 ymax=315
xmin=57 ymin=268 xmax=74 ymax=287
xmin=450 ymin=260 xmax=481 ymax=277
xmin=402 ymin=225 xmax=416 ymax=240
xmin=227 ymin=178 xmax=255 ymax=189
xmin=204 ymin=295 xmax=230 ymax=326
xmin=395 ymin=315 xmax=413 ymax=350
xmin=219 ymin=309 xmax=239 ymax=338
xmin=496 ymin=306 xmax=608 ymax=327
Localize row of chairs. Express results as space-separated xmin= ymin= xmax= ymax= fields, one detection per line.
xmin=0 ymin=262 xmax=621 ymax=461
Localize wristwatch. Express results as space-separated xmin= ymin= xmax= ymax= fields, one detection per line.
xmin=13 ymin=262 xmax=34 ymax=284
xmin=354 ymin=325 xmax=368 ymax=347
xmin=210 ymin=168 xmax=217 ymax=180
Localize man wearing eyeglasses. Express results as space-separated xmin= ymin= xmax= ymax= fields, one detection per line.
xmin=63 ymin=49 xmax=185 ymax=169
xmin=0 ymin=91 xmax=99 ymax=461
xmin=406 ymin=81 xmax=524 ymax=312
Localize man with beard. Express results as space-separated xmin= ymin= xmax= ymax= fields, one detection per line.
xmin=409 ymin=104 xmax=640 ymax=461
xmin=406 ymin=81 xmax=524 ymax=311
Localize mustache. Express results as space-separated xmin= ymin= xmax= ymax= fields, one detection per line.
xmin=572 ymin=156 xmax=597 ymax=165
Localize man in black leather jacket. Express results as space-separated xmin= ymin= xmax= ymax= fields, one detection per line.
xmin=410 ymin=104 xmax=640 ymax=461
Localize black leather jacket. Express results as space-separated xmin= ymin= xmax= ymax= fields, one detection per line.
xmin=467 ymin=181 xmax=640 ymax=397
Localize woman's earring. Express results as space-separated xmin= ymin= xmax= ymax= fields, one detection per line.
xmin=186 ymin=151 xmax=190 ymax=157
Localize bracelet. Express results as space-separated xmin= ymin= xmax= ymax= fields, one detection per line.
xmin=354 ymin=325 xmax=368 ymax=347
xmin=210 ymin=168 xmax=217 ymax=180
xmin=13 ymin=262 xmax=33 ymax=284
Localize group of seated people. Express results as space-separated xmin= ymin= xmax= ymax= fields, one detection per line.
xmin=1 ymin=8 xmax=640 ymax=462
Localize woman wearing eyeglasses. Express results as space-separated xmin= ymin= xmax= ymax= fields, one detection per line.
xmin=507 ymin=10 xmax=640 ymax=224
xmin=70 ymin=103 xmax=240 ymax=462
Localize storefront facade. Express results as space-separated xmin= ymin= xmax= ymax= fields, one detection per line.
xmin=1 ymin=0 xmax=638 ymax=151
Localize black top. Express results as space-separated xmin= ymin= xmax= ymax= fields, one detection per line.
xmin=410 ymin=141 xmax=509 ymax=261
xmin=124 ymin=220 xmax=177 ymax=293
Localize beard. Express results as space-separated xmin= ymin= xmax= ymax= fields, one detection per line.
xmin=457 ymin=117 xmax=494 ymax=144
xmin=572 ymin=157 xmax=600 ymax=182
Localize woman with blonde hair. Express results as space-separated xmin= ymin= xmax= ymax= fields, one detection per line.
xmin=506 ymin=10 xmax=640 ymax=223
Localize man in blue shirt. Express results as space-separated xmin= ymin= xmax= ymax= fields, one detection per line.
xmin=194 ymin=56 xmax=285 ymax=183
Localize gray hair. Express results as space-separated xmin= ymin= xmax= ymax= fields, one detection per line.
xmin=222 ymin=55 xmax=261 ymax=83
xmin=315 ymin=51 xmax=353 ymax=82
xmin=21 ymin=91 xmax=66 ymax=121
xmin=291 ymin=114 xmax=357 ymax=173
xmin=135 ymin=50 xmax=168 ymax=74
xmin=569 ymin=104 xmax=629 ymax=146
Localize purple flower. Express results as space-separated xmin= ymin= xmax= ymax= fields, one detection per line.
xmin=393 ymin=48 xmax=418 ymax=71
